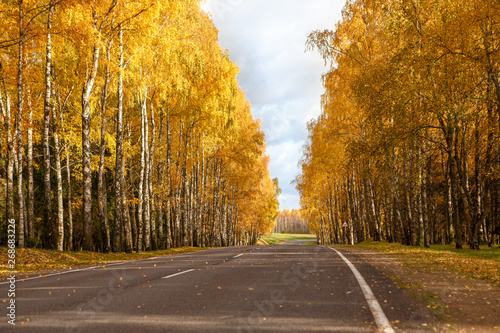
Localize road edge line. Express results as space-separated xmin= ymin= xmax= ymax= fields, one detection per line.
xmin=329 ymin=247 xmax=395 ymax=333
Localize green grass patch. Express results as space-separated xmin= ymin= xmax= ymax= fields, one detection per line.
xmin=259 ymin=233 xmax=316 ymax=245
xmin=0 ymin=246 xmax=210 ymax=276
xmin=348 ymin=241 xmax=500 ymax=286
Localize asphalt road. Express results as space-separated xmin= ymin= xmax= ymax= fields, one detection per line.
xmin=1 ymin=244 xmax=435 ymax=332
xmin=279 ymin=240 xmax=316 ymax=245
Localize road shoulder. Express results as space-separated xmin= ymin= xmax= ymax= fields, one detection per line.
xmin=337 ymin=246 xmax=500 ymax=332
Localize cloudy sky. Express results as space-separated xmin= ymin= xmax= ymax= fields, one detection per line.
xmin=202 ymin=0 xmax=345 ymax=210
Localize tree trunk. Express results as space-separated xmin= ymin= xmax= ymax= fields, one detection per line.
xmin=422 ymin=156 xmax=430 ymax=248
xmin=447 ymin=126 xmax=463 ymax=249
xmin=148 ymin=99 xmax=156 ymax=250
xmin=137 ymin=88 xmax=147 ymax=252
xmin=98 ymin=43 xmax=111 ymax=253
xmin=43 ymin=1 xmax=53 ymax=248
xmin=16 ymin=0 xmax=26 ymax=248
xmin=156 ymin=110 xmax=164 ymax=249
xmin=113 ymin=25 xmax=125 ymax=253
xmin=66 ymin=141 xmax=73 ymax=251
xmin=27 ymin=89 xmax=34 ymax=241
xmin=165 ymin=112 xmax=172 ymax=249
xmin=5 ymin=91 xmax=15 ymax=230
xmin=52 ymin=88 xmax=64 ymax=251
xmin=470 ymin=120 xmax=483 ymax=250
xmin=122 ymin=157 xmax=133 ymax=253
xmin=81 ymin=24 xmax=100 ymax=250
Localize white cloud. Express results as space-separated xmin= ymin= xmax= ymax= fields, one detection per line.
xmin=203 ymin=0 xmax=345 ymax=210
xmin=277 ymin=193 xmax=302 ymax=212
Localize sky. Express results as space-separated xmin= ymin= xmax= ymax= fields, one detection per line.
xmin=202 ymin=0 xmax=346 ymax=211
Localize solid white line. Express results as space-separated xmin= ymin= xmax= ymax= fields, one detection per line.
xmin=233 ymin=254 xmax=244 ymax=259
xmin=329 ymin=247 xmax=395 ymax=333
xmin=161 ymin=269 xmax=195 ymax=280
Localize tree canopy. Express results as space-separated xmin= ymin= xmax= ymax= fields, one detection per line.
xmin=0 ymin=0 xmax=279 ymax=251
xmin=299 ymin=0 xmax=500 ymax=249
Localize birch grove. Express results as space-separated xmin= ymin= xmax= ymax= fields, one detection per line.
xmin=0 ymin=0 xmax=279 ymax=252
xmin=299 ymin=0 xmax=500 ymax=249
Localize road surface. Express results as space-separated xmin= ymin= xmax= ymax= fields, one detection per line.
xmin=279 ymin=240 xmax=316 ymax=245
xmin=1 ymin=245 xmax=435 ymax=332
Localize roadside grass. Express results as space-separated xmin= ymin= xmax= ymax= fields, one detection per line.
xmin=259 ymin=233 xmax=316 ymax=245
xmin=388 ymin=273 xmax=450 ymax=320
xmin=342 ymin=241 xmax=500 ymax=286
xmin=0 ymin=246 xmax=209 ymax=276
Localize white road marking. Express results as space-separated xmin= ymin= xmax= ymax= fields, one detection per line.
xmin=233 ymin=254 xmax=244 ymax=259
xmin=103 ymin=262 xmax=128 ymax=267
xmin=0 ymin=266 xmax=101 ymax=285
xmin=246 ymin=252 xmax=311 ymax=255
xmin=0 ymin=250 xmax=216 ymax=285
xmin=329 ymin=247 xmax=395 ymax=333
xmin=161 ymin=269 xmax=195 ymax=280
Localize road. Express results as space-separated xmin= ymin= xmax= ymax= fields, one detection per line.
xmin=279 ymin=240 xmax=315 ymax=245
xmin=1 ymin=244 xmax=435 ymax=332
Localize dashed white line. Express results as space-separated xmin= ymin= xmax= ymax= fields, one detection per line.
xmin=103 ymin=262 xmax=128 ymax=267
xmin=161 ymin=269 xmax=195 ymax=280
xmin=233 ymin=254 xmax=244 ymax=259
xmin=329 ymin=247 xmax=395 ymax=333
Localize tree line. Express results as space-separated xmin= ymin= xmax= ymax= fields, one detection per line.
xmin=298 ymin=0 xmax=500 ymax=249
xmin=273 ymin=209 xmax=308 ymax=234
xmin=0 ymin=0 xmax=279 ymax=252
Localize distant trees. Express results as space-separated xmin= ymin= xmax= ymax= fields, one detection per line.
xmin=298 ymin=0 xmax=500 ymax=249
xmin=273 ymin=209 xmax=308 ymax=234
xmin=0 ymin=0 xmax=279 ymax=251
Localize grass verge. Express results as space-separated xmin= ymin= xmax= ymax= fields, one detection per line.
xmin=303 ymin=241 xmax=319 ymax=245
xmin=259 ymin=233 xmax=316 ymax=245
xmin=0 ymin=246 xmax=209 ymax=276
xmin=344 ymin=241 xmax=500 ymax=286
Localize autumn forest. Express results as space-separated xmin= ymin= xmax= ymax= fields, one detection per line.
xmin=299 ymin=0 xmax=500 ymax=249
xmin=0 ymin=0 xmax=280 ymax=252
xmin=2 ymin=0 xmax=500 ymax=254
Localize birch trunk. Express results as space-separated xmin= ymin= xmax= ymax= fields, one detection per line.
xmin=122 ymin=157 xmax=133 ymax=253
xmin=156 ymin=111 xmax=164 ymax=249
xmin=43 ymin=2 xmax=53 ymax=247
xmin=148 ymin=101 xmax=156 ymax=250
xmin=165 ymin=113 xmax=172 ymax=248
xmin=27 ymin=90 xmax=34 ymax=240
xmin=81 ymin=16 xmax=101 ymax=250
xmin=52 ymin=89 xmax=63 ymax=251
xmin=137 ymin=88 xmax=147 ymax=252
xmin=16 ymin=0 xmax=25 ymax=248
xmin=113 ymin=25 xmax=125 ymax=252
xmin=422 ymin=158 xmax=430 ymax=248
xmin=143 ymin=95 xmax=151 ymax=250
xmin=200 ymin=146 xmax=206 ymax=248
xmin=182 ymin=164 xmax=188 ymax=246
xmin=0 ymin=65 xmax=15 ymax=233
xmin=447 ymin=126 xmax=463 ymax=249
xmin=66 ymin=142 xmax=73 ymax=250
xmin=98 ymin=43 xmax=111 ymax=253
xmin=471 ymin=120 xmax=483 ymax=250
